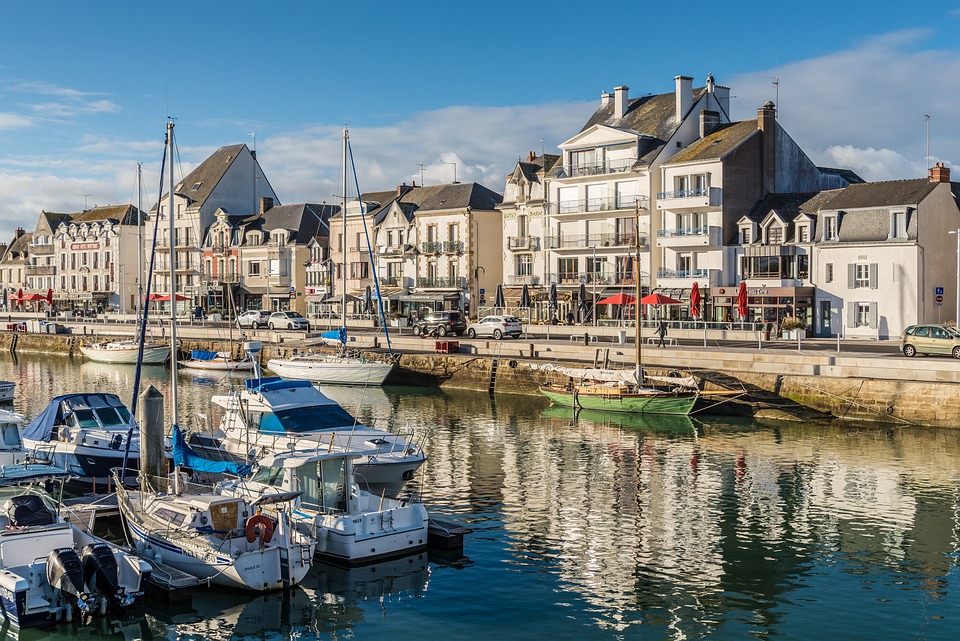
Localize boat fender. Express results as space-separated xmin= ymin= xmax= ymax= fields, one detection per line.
xmin=245 ymin=514 xmax=275 ymax=544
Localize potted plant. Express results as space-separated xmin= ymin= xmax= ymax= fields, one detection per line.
xmin=390 ymin=311 xmax=407 ymax=327
xmin=780 ymin=316 xmax=805 ymax=340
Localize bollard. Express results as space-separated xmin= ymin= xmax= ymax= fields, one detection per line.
xmin=139 ymin=385 xmax=166 ymax=490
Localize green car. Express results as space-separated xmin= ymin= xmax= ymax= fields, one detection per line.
xmin=900 ymin=323 xmax=960 ymax=358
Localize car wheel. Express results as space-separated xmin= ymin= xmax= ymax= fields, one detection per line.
xmin=493 ymin=329 xmax=503 ymax=340
xmin=903 ymin=344 xmax=916 ymax=357
xmin=467 ymin=328 xmax=476 ymax=338
xmin=414 ymin=326 xmax=422 ymax=337
xmin=269 ymin=322 xmax=276 ymax=330
xmin=437 ymin=325 xmax=448 ymax=337
xmin=953 ymin=346 xmax=960 ymax=359
xmin=251 ymin=321 xmax=259 ymax=329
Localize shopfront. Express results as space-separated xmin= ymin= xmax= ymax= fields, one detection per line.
xmin=399 ymin=293 xmax=462 ymax=321
xmin=709 ymin=285 xmax=814 ymax=328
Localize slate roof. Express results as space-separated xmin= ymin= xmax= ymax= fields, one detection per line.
xmin=580 ymin=88 xmax=707 ymax=141
xmin=71 ymin=204 xmax=142 ymax=225
xmin=515 ymin=154 xmax=561 ymax=182
xmin=1 ymin=231 xmax=33 ymax=261
xmin=743 ymin=192 xmax=831 ymax=225
xmin=342 ymin=182 xmax=504 ymax=224
xmin=666 ymin=120 xmax=759 ymax=164
xmin=259 ymin=203 xmax=334 ymax=244
xmin=172 ymin=144 xmax=248 ymax=208
xmin=817 ymin=167 xmax=864 ymax=185
xmin=820 ymin=178 xmax=938 ymax=210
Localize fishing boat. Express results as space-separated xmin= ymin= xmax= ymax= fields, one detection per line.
xmin=78 ymin=339 xmax=170 ymax=365
xmin=266 ymin=129 xmax=395 ymax=386
xmin=217 ymin=449 xmax=428 ymax=565
xmin=0 ymin=380 xmax=15 ymax=403
xmin=115 ymin=121 xmax=313 ymax=592
xmin=181 ymin=349 xmax=255 ymax=372
xmin=0 ymin=466 xmax=150 ymax=629
xmin=20 ymin=393 xmax=140 ymax=485
xmin=538 ymin=365 xmax=701 ymax=415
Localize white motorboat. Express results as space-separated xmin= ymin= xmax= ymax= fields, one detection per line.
xmin=218 ymin=449 xmax=428 ymax=564
xmin=207 ymin=376 xmax=426 ymax=492
xmin=266 ymin=352 xmax=392 ymax=385
xmin=21 ymin=393 xmax=139 ymax=485
xmin=79 ymin=340 xmax=170 ymax=365
xmin=0 ymin=408 xmax=28 ymax=465
xmin=114 ymin=120 xmax=314 ymax=593
xmin=182 ymin=349 xmax=255 ymax=372
xmin=0 ymin=380 xmax=14 ymax=402
xmin=0 ymin=467 xmax=151 ymax=629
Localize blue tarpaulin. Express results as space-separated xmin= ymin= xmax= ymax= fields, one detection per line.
xmin=190 ymin=349 xmax=219 ymax=361
xmin=172 ymin=424 xmax=251 ymax=477
xmin=23 ymin=393 xmax=133 ymax=442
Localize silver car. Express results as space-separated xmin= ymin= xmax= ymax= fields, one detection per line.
xmin=236 ymin=309 xmax=271 ymax=329
xmin=467 ymin=315 xmax=523 ymax=339
xmin=268 ymin=311 xmax=309 ymax=330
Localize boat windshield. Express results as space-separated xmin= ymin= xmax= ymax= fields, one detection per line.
xmin=299 ymin=459 xmax=347 ymax=513
xmin=258 ymin=405 xmax=357 ymax=433
xmin=251 ymin=466 xmax=284 ymax=487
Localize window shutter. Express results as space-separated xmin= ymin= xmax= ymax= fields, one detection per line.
xmin=847 ymin=264 xmax=856 ymax=288
xmin=869 ymin=302 xmax=878 ymax=329
xmin=847 ymin=302 xmax=856 ymax=325
xmin=869 ymin=263 xmax=878 ymax=289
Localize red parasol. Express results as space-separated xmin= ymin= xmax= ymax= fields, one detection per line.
xmin=20 ymin=293 xmax=46 ymax=301
xmin=639 ymin=293 xmax=682 ymax=306
xmin=45 ymin=288 xmax=53 ymax=306
xmin=16 ymin=288 xmax=23 ymax=301
xmin=690 ymin=282 xmax=701 ymax=319
xmin=596 ymin=293 xmax=636 ymax=306
xmin=736 ymin=281 xmax=748 ymax=320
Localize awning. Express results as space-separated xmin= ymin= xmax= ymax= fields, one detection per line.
xmin=239 ymin=286 xmax=270 ymax=295
xmin=372 ymin=287 xmax=404 ymax=300
xmin=501 ymin=287 xmax=525 ymax=301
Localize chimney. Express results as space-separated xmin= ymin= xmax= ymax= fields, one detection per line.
xmin=675 ymin=75 xmax=692 ymax=121
xmin=930 ymin=162 xmax=951 ymax=183
xmin=700 ymin=109 xmax=721 ymax=138
xmin=397 ymin=182 xmax=413 ymax=198
xmin=758 ymin=102 xmax=777 ymax=194
xmin=14 ymin=227 xmax=24 ymax=239
xmin=614 ymin=85 xmax=629 ymax=119
xmin=601 ymin=91 xmax=613 ymax=107
xmin=250 ymin=150 xmax=256 ymax=159
xmin=526 ymin=151 xmax=537 ymax=163
xmin=259 ymin=196 xmax=273 ymax=214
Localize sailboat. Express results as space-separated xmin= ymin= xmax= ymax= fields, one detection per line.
xmin=79 ymin=163 xmax=171 ymax=366
xmin=114 ymin=121 xmax=314 ymax=591
xmin=266 ymin=129 xmax=394 ymax=386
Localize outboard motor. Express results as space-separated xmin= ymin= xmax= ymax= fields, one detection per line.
xmin=46 ymin=548 xmax=94 ymax=623
xmin=81 ymin=543 xmax=134 ymax=611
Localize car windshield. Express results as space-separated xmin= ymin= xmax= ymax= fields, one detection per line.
xmin=947 ymin=326 xmax=960 ymax=337
xmin=286 ymin=312 xmax=304 ymax=319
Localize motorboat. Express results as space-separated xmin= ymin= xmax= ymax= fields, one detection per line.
xmin=266 ymin=351 xmax=393 ymax=386
xmin=0 ymin=408 xmax=28 ymax=465
xmin=181 ymin=349 xmax=255 ymax=373
xmin=217 ymin=449 xmax=428 ymax=565
xmin=78 ymin=339 xmax=170 ymax=365
xmin=206 ymin=376 xmax=426 ymax=492
xmin=0 ymin=380 xmax=14 ymax=403
xmin=0 ymin=466 xmax=150 ymax=629
xmin=20 ymin=393 xmax=140 ymax=485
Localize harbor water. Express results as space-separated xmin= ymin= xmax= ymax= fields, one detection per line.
xmin=1 ymin=352 xmax=958 ymax=640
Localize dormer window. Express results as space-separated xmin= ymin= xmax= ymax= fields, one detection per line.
xmin=740 ymin=227 xmax=751 ymax=244
xmin=767 ymin=226 xmax=783 ymax=244
xmin=192 ymin=182 xmax=202 ymax=191
xmin=889 ymin=210 xmax=907 ymax=239
xmin=823 ymin=215 xmax=838 ymax=241
xmin=797 ymin=225 xmax=809 ymax=243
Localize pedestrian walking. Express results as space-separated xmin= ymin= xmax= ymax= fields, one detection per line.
xmin=656 ymin=320 xmax=668 ymax=348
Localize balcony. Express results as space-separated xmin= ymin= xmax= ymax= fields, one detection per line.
xmin=416 ymin=276 xmax=464 ymax=289
xmin=655 ymin=268 xmax=719 ymax=288
xmin=380 ymin=244 xmax=415 ymax=257
xmin=211 ymin=243 xmax=230 ymax=254
xmin=26 ymin=265 xmax=56 ymax=276
xmin=656 ymin=186 xmax=721 ymax=210
xmin=506 ymin=274 xmax=541 ymax=286
xmin=548 ymin=195 xmax=649 ymax=216
xmin=30 ymin=245 xmax=55 ymax=255
xmin=442 ymin=240 xmax=464 ymax=254
xmin=565 ymin=158 xmax=636 ymax=177
xmin=379 ymin=276 xmax=403 ymax=287
xmin=546 ymin=273 xmax=637 ymax=286
xmin=421 ymin=241 xmax=442 ymax=255
xmin=656 ymin=226 xmax=722 ymax=248
xmin=545 ymin=233 xmax=648 ymax=250
xmin=507 ymin=236 xmax=540 ymax=251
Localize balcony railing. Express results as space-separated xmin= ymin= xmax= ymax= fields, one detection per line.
xmin=506 ymin=274 xmax=541 ymax=286
xmin=507 ymin=236 xmax=539 ymax=251
xmin=545 ymin=273 xmax=636 ymax=286
xmin=211 ymin=243 xmax=230 ymax=254
xmin=657 ymin=268 xmax=708 ymax=279
xmin=657 ymin=188 xmax=709 ymax=199
xmin=30 ymin=245 xmax=55 ymax=255
xmin=380 ymin=244 xmax=416 ymax=256
xmin=545 ymin=233 xmax=647 ymax=249
xmin=566 ymin=158 xmax=635 ymax=177
xmin=421 ymin=241 xmax=442 ymax=254
xmin=26 ymin=265 xmax=56 ymax=275
xmin=657 ymin=227 xmax=708 ymax=238
xmin=416 ymin=276 xmax=464 ymax=289
xmin=549 ymin=195 xmax=649 ymax=215
xmin=379 ymin=276 xmax=402 ymax=287
xmin=442 ymin=240 xmax=464 ymax=254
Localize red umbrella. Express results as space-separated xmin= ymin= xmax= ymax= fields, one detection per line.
xmin=149 ymin=293 xmax=189 ymax=302
xmin=737 ymin=281 xmax=748 ymax=320
xmin=690 ymin=283 xmax=701 ymax=319
xmin=16 ymin=288 xmax=23 ymax=301
xmin=596 ymin=293 xmax=636 ymax=306
xmin=45 ymin=288 xmax=53 ymax=306
xmin=20 ymin=293 xmax=46 ymax=301
xmin=639 ymin=293 xmax=682 ymax=306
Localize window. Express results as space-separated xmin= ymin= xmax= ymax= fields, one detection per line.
xmin=856 ymin=302 xmax=871 ymax=327
xmin=798 ymin=226 xmax=809 ymax=243
xmin=849 ymin=263 xmax=877 ymax=289
xmin=517 ymin=215 xmax=528 ymax=238
xmin=517 ymin=254 xmax=533 ymax=276
xmin=798 ymin=255 xmax=809 ymax=279
xmin=248 ymin=261 xmax=261 ymax=277
xmin=768 ymin=226 xmax=783 ymax=244
xmin=891 ymin=211 xmax=906 ymax=239
xmin=855 ymin=264 xmax=870 ymax=288
xmin=825 ymin=263 xmax=834 ymax=283
xmin=741 ymin=228 xmax=751 ymax=244
xmin=558 ymin=258 xmax=579 ymax=282
xmin=569 ymin=149 xmax=596 ymax=176
xmin=824 ymin=216 xmax=837 ymax=241
xmin=350 ymin=262 xmax=369 ymax=279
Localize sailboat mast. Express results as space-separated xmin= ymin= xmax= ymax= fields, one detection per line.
xmin=341 ymin=128 xmax=348 ymax=332
xmin=136 ymin=162 xmax=144 ymax=325
xmin=168 ymin=121 xmax=180 ymax=431
xmin=634 ymin=201 xmax=642 ymax=374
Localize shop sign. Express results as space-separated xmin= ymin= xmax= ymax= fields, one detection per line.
xmin=71 ymin=242 xmax=100 ymax=251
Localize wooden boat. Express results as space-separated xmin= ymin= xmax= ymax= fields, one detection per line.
xmin=79 ymin=340 xmax=170 ymax=365
xmin=540 ymin=379 xmax=699 ymax=415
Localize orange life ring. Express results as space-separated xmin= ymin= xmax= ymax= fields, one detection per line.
xmin=245 ymin=514 xmax=274 ymax=544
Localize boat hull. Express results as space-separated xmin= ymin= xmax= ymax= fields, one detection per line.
xmin=266 ymin=358 xmax=393 ymax=386
xmin=79 ymin=343 xmax=170 ymax=365
xmin=311 ymin=505 xmax=429 ymax=565
xmin=181 ymin=358 xmax=255 ymax=372
xmin=21 ymin=440 xmax=139 ymax=485
xmin=539 ymin=386 xmax=698 ymax=415
xmin=0 ymin=381 xmax=14 ymax=403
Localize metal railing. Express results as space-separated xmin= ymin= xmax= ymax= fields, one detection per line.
xmin=507 ymin=236 xmax=539 ymax=250
xmin=657 ymin=227 xmax=708 ymax=238
xmin=506 ymin=274 xmax=541 ymax=285
xmin=442 ymin=240 xmax=464 ymax=253
xmin=549 ymin=195 xmax=649 ymax=215
xmin=545 ymin=233 xmax=646 ymax=249
xmin=566 ymin=159 xmax=635 ymax=177
xmin=421 ymin=241 xmax=442 ymax=254
xmin=657 ymin=188 xmax=709 ymax=199
xmin=656 ymin=268 xmax=708 ymax=279
xmin=416 ymin=276 xmax=464 ymax=288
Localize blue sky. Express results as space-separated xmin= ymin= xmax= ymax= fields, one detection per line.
xmin=1 ymin=1 xmax=959 ymax=241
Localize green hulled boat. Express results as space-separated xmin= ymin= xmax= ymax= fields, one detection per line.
xmin=539 ymin=381 xmax=699 ymax=415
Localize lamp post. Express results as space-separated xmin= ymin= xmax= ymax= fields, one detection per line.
xmin=950 ymin=229 xmax=960 ymax=324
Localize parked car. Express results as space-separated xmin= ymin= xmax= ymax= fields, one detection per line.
xmin=268 ymin=310 xmax=309 ymax=330
xmin=900 ymin=323 xmax=960 ymax=357
xmin=236 ymin=309 xmax=271 ymax=329
xmin=412 ymin=310 xmax=466 ymax=337
xmin=467 ymin=315 xmax=523 ymax=339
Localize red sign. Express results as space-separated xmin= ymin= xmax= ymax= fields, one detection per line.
xmin=71 ymin=242 xmax=100 ymax=251
xmin=936 ymin=294 xmax=944 ymax=304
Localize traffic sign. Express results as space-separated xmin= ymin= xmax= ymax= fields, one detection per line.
xmin=936 ymin=286 xmax=945 ymax=296
xmin=936 ymin=294 xmax=944 ymax=306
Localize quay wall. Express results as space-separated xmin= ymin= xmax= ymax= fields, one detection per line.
xmin=4 ymin=330 xmax=959 ymax=428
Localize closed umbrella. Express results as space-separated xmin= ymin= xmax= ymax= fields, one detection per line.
xmin=363 ymin=285 xmax=373 ymax=314
xmin=737 ymin=281 xmax=748 ymax=321
xmin=494 ymin=283 xmax=505 ymax=310
xmin=45 ymin=287 xmax=54 ymax=308
xmin=578 ymin=282 xmax=590 ymax=323
xmin=690 ymin=282 xmax=701 ymax=319
xmin=549 ymin=283 xmax=557 ymax=310
xmin=520 ymin=284 xmax=531 ymax=309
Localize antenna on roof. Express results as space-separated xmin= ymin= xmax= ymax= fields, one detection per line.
xmin=538 ymin=137 xmax=544 ymax=156
xmin=417 ymin=162 xmax=425 ymax=186
xmin=772 ymin=77 xmax=779 ymax=115
xmin=248 ymin=132 xmax=256 ymax=154
xmin=924 ymin=114 xmax=931 ymax=172
xmin=75 ymin=194 xmax=91 ymax=210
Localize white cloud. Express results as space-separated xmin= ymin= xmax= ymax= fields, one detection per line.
xmin=0 ymin=113 xmax=32 ymax=130
xmin=729 ymin=29 xmax=960 ymax=181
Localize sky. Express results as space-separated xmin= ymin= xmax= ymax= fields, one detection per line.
xmin=1 ymin=1 xmax=958 ymax=242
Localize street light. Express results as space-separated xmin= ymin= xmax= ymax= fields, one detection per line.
xmin=949 ymin=229 xmax=960 ymax=320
